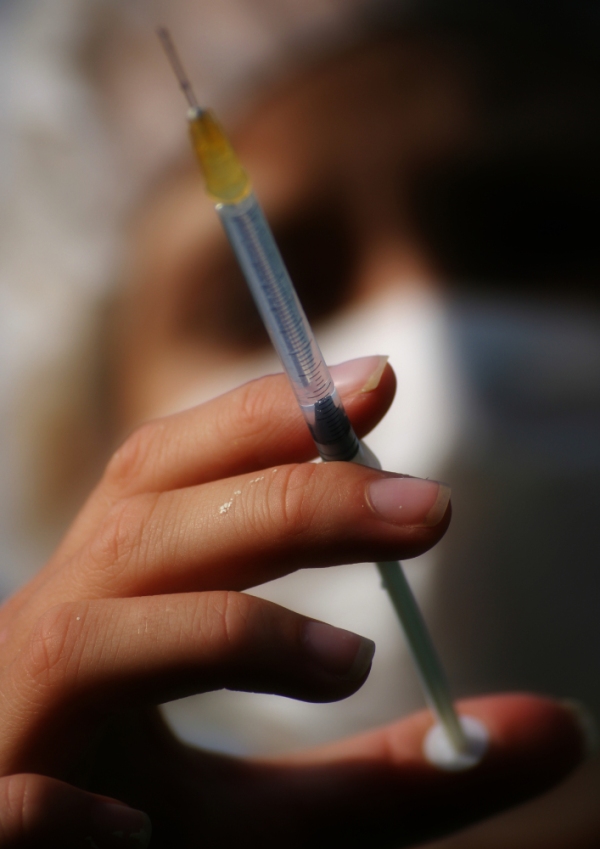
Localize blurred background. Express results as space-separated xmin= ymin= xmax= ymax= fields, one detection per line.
xmin=0 ymin=1 xmax=599 ymax=845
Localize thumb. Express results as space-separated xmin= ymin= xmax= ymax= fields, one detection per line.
xmin=0 ymin=774 xmax=151 ymax=848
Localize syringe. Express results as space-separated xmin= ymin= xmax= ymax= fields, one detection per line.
xmin=158 ymin=28 xmax=483 ymax=761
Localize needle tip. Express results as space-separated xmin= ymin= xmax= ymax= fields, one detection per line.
xmin=157 ymin=26 xmax=200 ymax=111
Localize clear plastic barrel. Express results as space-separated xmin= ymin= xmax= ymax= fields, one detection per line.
xmin=217 ymin=193 xmax=359 ymax=461
xmin=186 ymin=94 xmax=467 ymax=758
xmin=218 ymin=194 xmax=467 ymax=753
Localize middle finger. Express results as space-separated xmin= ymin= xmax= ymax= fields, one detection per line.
xmin=61 ymin=461 xmax=451 ymax=601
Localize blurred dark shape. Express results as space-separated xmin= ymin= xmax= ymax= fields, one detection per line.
xmin=371 ymin=0 xmax=600 ymax=37
xmin=370 ymin=0 xmax=600 ymax=295
xmin=410 ymin=150 xmax=600 ymax=292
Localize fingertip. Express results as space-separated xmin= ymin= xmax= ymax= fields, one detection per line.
xmin=335 ymin=358 xmax=397 ymax=439
xmin=301 ymin=620 xmax=375 ymax=682
xmin=559 ymin=699 xmax=599 ymax=760
xmin=329 ymin=356 xmax=390 ymax=395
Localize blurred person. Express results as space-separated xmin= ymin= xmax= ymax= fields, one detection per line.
xmin=1 ymin=0 xmax=600 ymax=846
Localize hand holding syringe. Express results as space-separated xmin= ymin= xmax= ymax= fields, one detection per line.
xmin=0 ymin=25 xmax=585 ymax=845
xmin=158 ymin=28 xmax=488 ymax=767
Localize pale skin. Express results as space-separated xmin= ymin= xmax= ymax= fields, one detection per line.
xmin=0 ymin=360 xmax=588 ymax=847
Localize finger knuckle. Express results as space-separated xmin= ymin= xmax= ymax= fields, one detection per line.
xmin=85 ymin=495 xmax=160 ymax=588
xmin=218 ymin=379 xmax=278 ymax=446
xmin=103 ymin=420 xmax=163 ymax=493
xmin=196 ymin=591 xmax=262 ymax=657
xmin=271 ymin=463 xmax=325 ymax=536
xmin=237 ymin=463 xmax=324 ymax=542
xmin=24 ymin=603 xmax=88 ymax=690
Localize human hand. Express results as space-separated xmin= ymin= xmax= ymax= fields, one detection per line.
xmin=0 ymin=356 xmax=589 ymax=847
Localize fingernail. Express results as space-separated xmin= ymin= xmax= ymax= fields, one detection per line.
xmin=367 ymin=476 xmax=451 ymax=527
xmin=302 ymin=620 xmax=375 ymax=679
xmin=330 ymin=355 xmax=389 ymax=395
xmin=561 ymin=699 xmax=600 ymax=759
xmin=91 ymin=801 xmax=152 ymax=846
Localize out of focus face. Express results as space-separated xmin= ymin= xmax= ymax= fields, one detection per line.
xmin=115 ymin=37 xmax=473 ymax=431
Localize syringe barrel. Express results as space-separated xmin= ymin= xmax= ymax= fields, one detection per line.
xmin=217 ymin=193 xmax=359 ymax=462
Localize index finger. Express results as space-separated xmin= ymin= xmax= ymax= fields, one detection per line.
xmin=105 ymin=355 xmax=394 ymax=497
xmin=54 ymin=356 xmax=394 ymax=563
